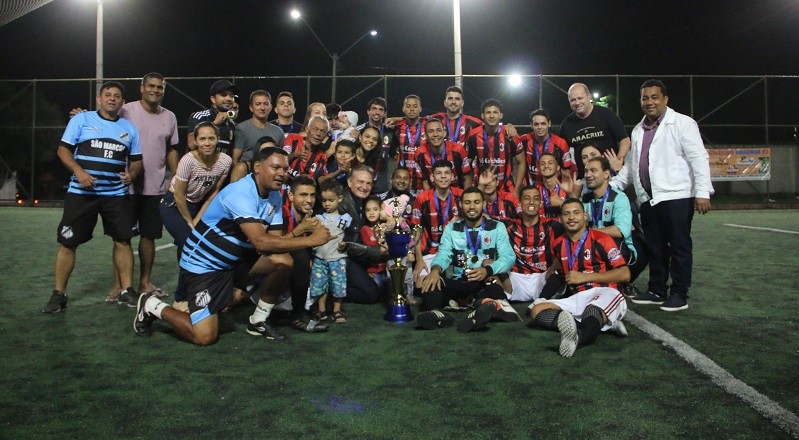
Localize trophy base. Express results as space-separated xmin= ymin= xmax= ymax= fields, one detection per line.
xmin=384 ymin=303 xmax=414 ymax=323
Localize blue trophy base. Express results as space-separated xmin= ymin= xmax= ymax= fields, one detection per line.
xmin=384 ymin=303 xmax=414 ymax=323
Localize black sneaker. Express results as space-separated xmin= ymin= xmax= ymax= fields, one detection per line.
xmin=246 ymin=319 xmax=286 ymax=340
xmin=416 ymin=310 xmax=455 ymax=330
xmin=630 ymin=291 xmax=666 ymax=305
xmin=118 ymin=287 xmax=138 ymax=308
xmin=42 ymin=290 xmax=68 ymax=313
xmin=457 ymin=301 xmax=497 ymax=333
xmin=557 ymin=312 xmax=579 ymax=358
xmin=660 ymin=294 xmax=689 ymax=312
xmin=621 ymin=284 xmax=640 ymax=299
xmin=133 ymin=292 xmax=156 ymax=336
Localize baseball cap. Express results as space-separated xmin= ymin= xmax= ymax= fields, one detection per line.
xmin=210 ymin=80 xmax=239 ymax=96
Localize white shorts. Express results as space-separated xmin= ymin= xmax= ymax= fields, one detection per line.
xmin=541 ymin=287 xmax=626 ymax=331
xmin=507 ymin=272 xmax=547 ymax=302
xmin=416 ymin=253 xmax=437 ymax=278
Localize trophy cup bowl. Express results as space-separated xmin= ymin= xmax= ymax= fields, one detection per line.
xmin=384 ymin=230 xmax=414 ymax=323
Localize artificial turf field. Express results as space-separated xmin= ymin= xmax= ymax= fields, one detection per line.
xmin=1 ymin=207 xmax=797 ymax=439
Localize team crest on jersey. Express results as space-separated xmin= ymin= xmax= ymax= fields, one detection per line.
xmin=539 ymin=231 xmax=546 ymax=240
xmin=483 ymin=235 xmax=491 ymax=246
xmin=583 ymin=249 xmax=591 ymax=260
xmin=195 ymin=289 xmax=211 ymax=308
xmin=604 ymin=207 xmax=611 ymax=217
xmin=608 ymin=248 xmax=621 ymax=261
xmin=309 ymin=163 xmax=318 ymax=174
xmin=60 ymin=226 xmax=73 ymax=239
xmin=383 ymin=135 xmax=390 ymax=145
xmin=405 ymin=204 xmax=412 ymax=214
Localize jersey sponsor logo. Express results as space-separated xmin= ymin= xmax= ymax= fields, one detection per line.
xmin=120 ymin=132 xmax=129 ymax=140
xmin=481 ymin=157 xmax=506 ymax=165
xmin=267 ymin=206 xmax=276 ymax=218
xmin=85 ymin=125 xmax=102 ymax=132
xmin=572 ymin=131 xmax=605 ymax=143
xmin=195 ymin=289 xmax=211 ymax=308
xmin=608 ymin=247 xmax=622 ymax=261
xmin=60 ymin=226 xmax=73 ymax=239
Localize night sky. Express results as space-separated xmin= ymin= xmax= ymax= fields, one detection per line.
xmin=2 ymin=0 xmax=798 ymax=79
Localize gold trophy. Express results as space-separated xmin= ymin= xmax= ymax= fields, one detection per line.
xmin=383 ymin=197 xmax=421 ymax=323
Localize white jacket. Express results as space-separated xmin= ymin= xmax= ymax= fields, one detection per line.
xmin=614 ymin=107 xmax=713 ymax=206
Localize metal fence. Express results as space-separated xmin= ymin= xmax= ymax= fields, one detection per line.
xmin=1 ymin=74 xmax=797 ymax=202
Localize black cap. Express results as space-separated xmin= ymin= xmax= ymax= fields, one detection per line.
xmin=210 ymin=80 xmax=238 ymax=96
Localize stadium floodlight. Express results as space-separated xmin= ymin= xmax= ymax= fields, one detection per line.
xmin=593 ymin=92 xmax=600 ymax=99
xmin=508 ymin=73 xmax=523 ymax=88
xmin=290 ymin=9 xmax=301 ymax=20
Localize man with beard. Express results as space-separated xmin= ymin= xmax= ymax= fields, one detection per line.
xmin=428 ymin=86 xmax=482 ymax=145
xmin=188 ymin=80 xmax=240 ymax=155
xmin=134 ymin=148 xmax=333 ymax=345
xmin=233 ymin=90 xmax=285 ymax=165
xmin=528 ymin=199 xmax=629 ymax=358
xmin=476 ymin=164 xmax=520 ymax=225
xmin=415 ymin=187 xmax=515 ymax=332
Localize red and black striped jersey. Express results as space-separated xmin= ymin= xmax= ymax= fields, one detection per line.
xmin=553 ymin=228 xmax=627 ymax=292
xmin=411 ymin=187 xmax=463 ymax=254
xmin=428 ymin=112 xmax=482 ymax=145
xmin=415 ymin=140 xmax=472 ymax=189
xmin=508 ymin=219 xmax=553 ymax=274
xmin=466 ymin=124 xmax=518 ymax=193
xmin=537 ymin=182 xmax=568 ymax=225
xmin=287 ymin=145 xmax=328 ymax=181
xmin=281 ymin=205 xmax=302 ymax=236
xmin=484 ymin=190 xmax=521 ymax=224
xmin=282 ymin=133 xmax=304 ymax=156
xmin=515 ymin=133 xmax=576 ymax=186
xmin=391 ymin=119 xmax=426 ymax=191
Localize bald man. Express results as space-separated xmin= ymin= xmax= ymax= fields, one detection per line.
xmin=559 ymin=83 xmax=630 ymax=178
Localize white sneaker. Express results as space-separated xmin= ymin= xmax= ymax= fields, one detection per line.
xmin=610 ymin=320 xmax=628 ymax=338
xmin=557 ymin=312 xmax=579 ymax=358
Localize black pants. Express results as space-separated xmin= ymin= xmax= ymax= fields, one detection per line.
xmin=289 ymin=247 xmax=313 ymax=318
xmin=640 ymin=198 xmax=695 ymax=298
xmin=344 ymin=259 xmax=381 ymax=304
xmin=420 ymin=278 xmax=505 ymax=311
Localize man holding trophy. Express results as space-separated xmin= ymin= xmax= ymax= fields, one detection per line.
xmin=415 ymin=187 xmax=516 ymax=332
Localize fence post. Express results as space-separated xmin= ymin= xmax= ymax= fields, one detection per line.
xmin=30 ymin=80 xmax=36 ymax=204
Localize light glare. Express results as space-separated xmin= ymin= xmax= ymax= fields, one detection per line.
xmin=508 ymin=74 xmax=523 ymax=88
xmin=290 ymin=9 xmax=301 ymax=19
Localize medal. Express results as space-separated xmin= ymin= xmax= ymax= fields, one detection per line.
xmin=464 ymin=219 xmax=485 ymax=266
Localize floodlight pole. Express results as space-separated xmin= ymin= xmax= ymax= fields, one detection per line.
xmin=453 ymin=0 xmax=463 ymax=89
xmin=96 ymin=0 xmax=103 ymax=96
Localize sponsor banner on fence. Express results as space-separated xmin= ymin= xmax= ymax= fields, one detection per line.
xmin=708 ymin=147 xmax=771 ymax=181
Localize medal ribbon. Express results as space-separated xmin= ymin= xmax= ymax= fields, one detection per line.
xmin=591 ymin=189 xmax=611 ymax=227
xmin=405 ymin=121 xmax=422 ymax=148
xmin=566 ymin=229 xmax=589 ymax=271
xmin=541 ymin=183 xmax=561 ymax=209
xmin=446 ymin=115 xmax=463 ymax=141
xmin=433 ymin=190 xmax=453 ymax=228
xmin=464 ymin=219 xmax=485 ymax=259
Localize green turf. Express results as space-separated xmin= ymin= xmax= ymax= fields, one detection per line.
xmin=0 ymin=207 xmax=797 ymax=439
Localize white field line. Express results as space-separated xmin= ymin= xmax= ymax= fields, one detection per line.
xmin=723 ymin=224 xmax=799 ymax=235
xmin=625 ymin=310 xmax=799 ymax=438
xmin=133 ymin=243 xmax=174 ymax=255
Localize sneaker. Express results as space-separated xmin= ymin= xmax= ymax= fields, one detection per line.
xmin=42 ymin=290 xmax=68 ymax=313
xmin=133 ymin=292 xmax=156 ymax=336
xmin=494 ymin=299 xmax=522 ymax=322
xmin=557 ymin=312 xmax=579 ymax=358
xmin=621 ymin=284 xmax=640 ymax=299
xmin=246 ymin=319 xmax=286 ymax=340
xmin=630 ymin=291 xmax=666 ymax=305
xmin=118 ymin=287 xmax=138 ymax=308
xmin=457 ymin=301 xmax=497 ymax=333
xmin=660 ymin=294 xmax=689 ymax=312
xmin=172 ymin=301 xmax=189 ymax=313
xmin=291 ymin=314 xmax=329 ymax=333
xmin=416 ymin=310 xmax=455 ymax=330
xmin=609 ymin=320 xmax=628 ymax=338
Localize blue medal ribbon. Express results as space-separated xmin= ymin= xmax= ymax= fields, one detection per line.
xmin=405 ymin=121 xmax=422 ymax=149
xmin=541 ymin=183 xmax=561 ymax=209
xmin=446 ymin=115 xmax=463 ymax=141
xmin=566 ymin=229 xmax=589 ymax=271
xmin=433 ymin=190 xmax=453 ymax=228
xmin=464 ymin=219 xmax=485 ymax=260
xmin=591 ymin=189 xmax=610 ymax=227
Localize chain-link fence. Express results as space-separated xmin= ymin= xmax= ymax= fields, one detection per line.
xmin=1 ymin=74 xmax=796 ymax=202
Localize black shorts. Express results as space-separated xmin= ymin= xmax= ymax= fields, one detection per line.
xmin=57 ymin=193 xmax=134 ymax=247
xmin=182 ymin=253 xmax=260 ymax=323
xmin=131 ymin=194 xmax=163 ymax=239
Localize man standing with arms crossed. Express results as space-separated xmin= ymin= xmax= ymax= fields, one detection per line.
xmin=615 ymin=80 xmax=712 ymax=311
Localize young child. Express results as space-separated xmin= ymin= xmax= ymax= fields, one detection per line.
xmin=360 ymin=196 xmax=388 ymax=291
xmin=323 ymin=139 xmax=356 ymax=184
xmin=310 ymin=179 xmax=353 ymax=323
xmin=331 ymin=110 xmax=358 ymax=141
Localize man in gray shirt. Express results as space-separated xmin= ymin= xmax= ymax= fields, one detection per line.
xmin=232 ymin=90 xmax=285 ymax=164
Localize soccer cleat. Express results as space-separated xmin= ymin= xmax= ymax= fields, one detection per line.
xmin=630 ymin=291 xmax=666 ymax=305
xmin=557 ymin=312 xmax=579 ymax=358
xmin=133 ymin=292 xmax=156 ymax=336
xmin=457 ymin=301 xmax=497 ymax=333
xmin=609 ymin=320 xmax=628 ymax=338
xmin=494 ymin=299 xmax=522 ymax=322
xmin=416 ymin=310 xmax=455 ymax=330
xmin=118 ymin=287 xmax=139 ymax=308
xmin=246 ymin=319 xmax=286 ymax=340
xmin=660 ymin=294 xmax=689 ymax=312
xmin=41 ymin=290 xmax=68 ymax=313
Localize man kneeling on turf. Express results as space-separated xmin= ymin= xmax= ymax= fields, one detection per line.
xmin=416 ymin=187 xmax=516 ymax=332
xmin=133 ymin=148 xmax=333 ymax=345
xmin=528 ymin=198 xmax=629 ymax=357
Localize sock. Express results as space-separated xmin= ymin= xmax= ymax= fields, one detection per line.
xmin=250 ymin=300 xmax=274 ymax=324
xmin=533 ymin=308 xmax=560 ymax=330
xmin=145 ymin=296 xmax=167 ymax=319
